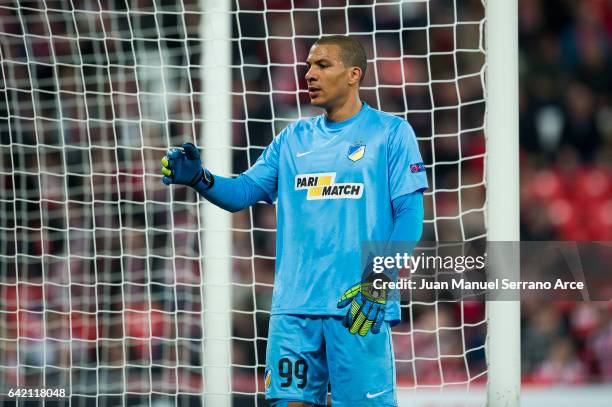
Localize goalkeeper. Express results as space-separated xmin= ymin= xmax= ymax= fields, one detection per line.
xmin=161 ymin=36 xmax=427 ymax=406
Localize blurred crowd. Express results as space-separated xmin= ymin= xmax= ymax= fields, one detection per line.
xmin=517 ymin=0 xmax=612 ymax=386
xmin=0 ymin=0 xmax=610 ymax=405
xmin=519 ymin=0 xmax=612 ymax=241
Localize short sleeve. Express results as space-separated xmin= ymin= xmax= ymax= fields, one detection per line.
xmin=243 ymin=129 xmax=285 ymax=202
xmin=388 ymin=120 xmax=429 ymax=200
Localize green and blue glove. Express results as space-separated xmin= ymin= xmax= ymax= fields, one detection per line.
xmin=161 ymin=142 xmax=213 ymax=190
xmin=337 ymin=273 xmax=390 ymax=336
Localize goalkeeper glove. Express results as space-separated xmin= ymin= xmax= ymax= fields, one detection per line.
xmin=337 ymin=273 xmax=390 ymax=336
xmin=161 ymin=142 xmax=214 ymax=190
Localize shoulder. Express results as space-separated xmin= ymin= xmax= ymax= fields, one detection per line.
xmin=275 ymin=116 xmax=320 ymax=142
xmin=365 ymin=105 xmax=409 ymax=133
xmin=368 ymin=109 xmax=417 ymax=151
xmin=290 ymin=116 xmax=320 ymax=132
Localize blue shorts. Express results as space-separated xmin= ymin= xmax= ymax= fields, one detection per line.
xmin=264 ymin=314 xmax=397 ymax=406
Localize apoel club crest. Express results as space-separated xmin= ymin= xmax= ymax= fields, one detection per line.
xmin=347 ymin=143 xmax=366 ymax=162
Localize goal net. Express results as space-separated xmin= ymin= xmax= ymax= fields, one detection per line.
xmin=0 ymin=0 xmax=491 ymax=405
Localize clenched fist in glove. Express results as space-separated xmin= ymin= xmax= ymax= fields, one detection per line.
xmin=161 ymin=142 xmax=214 ymax=190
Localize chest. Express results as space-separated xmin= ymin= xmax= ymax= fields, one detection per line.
xmin=281 ymin=129 xmax=387 ymax=178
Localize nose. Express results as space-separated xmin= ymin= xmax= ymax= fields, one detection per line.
xmin=305 ymin=66 xmax=316 ymax=82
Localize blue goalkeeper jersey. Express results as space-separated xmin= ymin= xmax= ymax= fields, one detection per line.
xmin=244 ymin=102 xmax=428 ymax=322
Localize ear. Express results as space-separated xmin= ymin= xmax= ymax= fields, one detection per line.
xmin=348 ymin=66 xmax=363 ymax=86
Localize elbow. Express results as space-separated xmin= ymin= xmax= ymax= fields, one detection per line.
xmin=207 ymin=201 xmax=242 ymax=213
xmin=226 ymin=203 xmax=248 ymax=213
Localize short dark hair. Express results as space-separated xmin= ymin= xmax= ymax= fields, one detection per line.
xmin=314 ymin=35 xmax=367 ymax=83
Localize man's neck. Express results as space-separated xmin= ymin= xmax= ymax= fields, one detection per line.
xmin=325 ymin=95 xmax=363 ymax=122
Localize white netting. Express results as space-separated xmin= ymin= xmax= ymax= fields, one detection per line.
xmin=0 ymin=0 xmax=487 ymax=405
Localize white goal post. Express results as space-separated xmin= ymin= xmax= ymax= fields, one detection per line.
xmin=0 ymin=0 xmax=519 ymax=406
xmin=485 ymin=0 xmax=521 ymax=406
xmin=201 ymin=0 xmax=233 ymax=406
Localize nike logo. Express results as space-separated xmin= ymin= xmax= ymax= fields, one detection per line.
xmin=296 ymin=151 xmax=313 ymax=157
xmin=366 ymin=389 xmax=388 ymax=399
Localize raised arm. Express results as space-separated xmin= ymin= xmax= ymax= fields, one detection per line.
xmin=161 ymin=142 xmax=269 ymax=212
